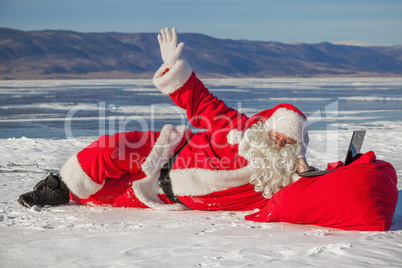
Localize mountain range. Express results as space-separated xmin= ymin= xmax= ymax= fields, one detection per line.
xmin=1 ymin=28 xmax=402 ymax=79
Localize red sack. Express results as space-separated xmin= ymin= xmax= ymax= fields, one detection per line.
xmin=245 ymin=151 xmax=398 ymax=231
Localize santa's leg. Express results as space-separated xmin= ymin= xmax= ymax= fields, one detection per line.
xmin=19 ymin=130 xmax=160 ymax=208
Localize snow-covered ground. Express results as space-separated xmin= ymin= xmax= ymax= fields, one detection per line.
xmin=1 ymin=127 xmax=401 ymax=267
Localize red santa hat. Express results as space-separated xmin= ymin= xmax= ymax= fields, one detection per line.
xmin=227 ymin=104 xmax=308 ymax=145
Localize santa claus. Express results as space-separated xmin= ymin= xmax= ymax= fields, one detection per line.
xmin=19 ymin=28 xmax=312 ymax=211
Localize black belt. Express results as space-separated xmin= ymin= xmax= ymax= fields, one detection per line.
xmin=158 ymin=140 xmax=189 ymax=207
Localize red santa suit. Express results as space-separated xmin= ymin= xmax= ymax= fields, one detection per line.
xmin=60 ymin=59 xmax=308 ymax=211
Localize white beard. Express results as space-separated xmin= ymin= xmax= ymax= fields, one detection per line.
xmin=238 ymin=121 xmax=301 ymax=198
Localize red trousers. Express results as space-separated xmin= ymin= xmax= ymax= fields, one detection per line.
xmin=71 ymin=130 xmax=171 ymax=207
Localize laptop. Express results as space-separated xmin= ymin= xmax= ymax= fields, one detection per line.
xmin=299 ymin=130 xmax=366 ymax=177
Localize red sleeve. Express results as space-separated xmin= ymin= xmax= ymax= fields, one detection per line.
xmin=153 ymin=59 xmax=248 ymax=132
xmin=170 ymin=72 xmax=248 ymax=132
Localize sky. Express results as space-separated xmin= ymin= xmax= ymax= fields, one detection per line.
xmin=0 ymin=0 xmax=401 ymax=45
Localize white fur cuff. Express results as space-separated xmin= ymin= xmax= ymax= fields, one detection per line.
xmin=131 ymin=124 xmax=191 ymax=210
xmin=141 ymin=124 xmax=191 ymax=176
xmin=153 ymin=58 xmax=193 ymax=95
xmin=59 ymin=154 xmax=104 ymax=199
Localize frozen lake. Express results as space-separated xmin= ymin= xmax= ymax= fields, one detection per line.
xmin=1 ymin=78 xmax=402 ymax=267
xmin=1 ymin=77 xmax=401 ymax=139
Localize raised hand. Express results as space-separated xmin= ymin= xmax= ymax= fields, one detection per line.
xmin=157 ymin=27 xmax=185 ymax=67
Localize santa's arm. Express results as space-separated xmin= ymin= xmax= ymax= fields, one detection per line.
xmin=153 ymin=27 xmax=248 ymax=132
xmin=154 ymin=59 xmax=247 ymax=131
xmin=295 ymin=133 xmax=314 ymax=173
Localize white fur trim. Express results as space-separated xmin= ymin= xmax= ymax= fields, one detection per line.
xmin=170 ymin=167 xmax=251 ymax=196
xmin=264 ymin=108 xmax=307 ymax=142
xmin=227 ymin=129 xmax=244 ymax=145
xmin=132 ymin=124 xmax=191 ymax=210
xmin=153 ymin=58 xmax=193 ymax=95
xmin=131 ymin=173 xmax=186 ymax=211
xmin=59 ymin=153 xmax=104 ymax=199
xmin=141 ymin=124 xmax=190 ymax=176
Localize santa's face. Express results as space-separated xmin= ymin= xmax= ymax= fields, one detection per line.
xmin=238 ymin=122 xmax=301 ymax=198
xmin=268 ymin=130 xmax=297 ymax=149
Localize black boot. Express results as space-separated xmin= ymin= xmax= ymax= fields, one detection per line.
xmin=18 ymin=173 xmax=70 ymax=208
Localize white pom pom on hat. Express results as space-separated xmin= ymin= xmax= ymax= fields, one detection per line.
xmin=227 ymin=129 xmax=245 ymax=145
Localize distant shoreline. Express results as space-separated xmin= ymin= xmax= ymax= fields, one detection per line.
xmin=1 ymin=28 xmax=402 ymax=80
xmin=2 ymin=72 xmax=402 ymax=81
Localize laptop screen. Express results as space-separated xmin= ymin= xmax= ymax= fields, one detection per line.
xmin=344 ymin=131 xmax=366 ymax=166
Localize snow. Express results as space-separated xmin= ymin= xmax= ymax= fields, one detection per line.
xmin=1 ymin=78 xmax=401 ymax=267
xmin=1 ymin=127 xmax=401 ymax=267
xmin=333 ymin=41 xmax=388 ymax=47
